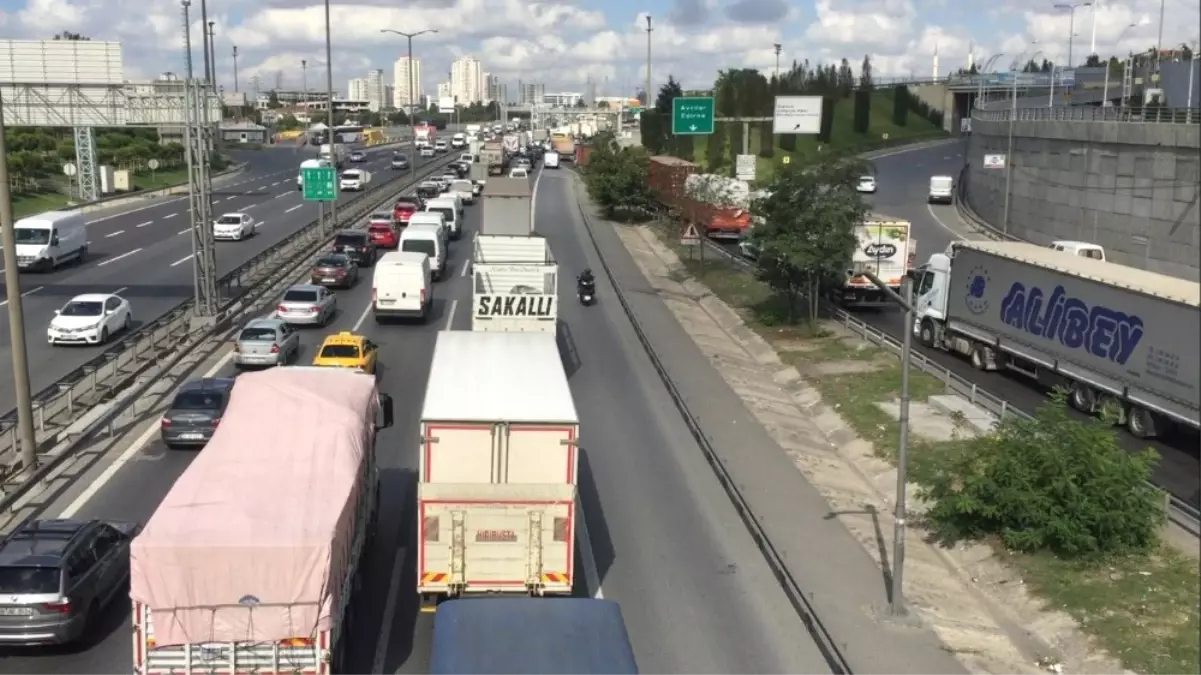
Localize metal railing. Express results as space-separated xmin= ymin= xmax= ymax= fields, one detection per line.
xmin=0 ymin=152 xmax=458 ymax=485
xmin=973 ymin=105 xmax=1200 ymax=124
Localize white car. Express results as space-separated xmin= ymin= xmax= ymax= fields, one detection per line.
xmin=340 ymin=169 xmax=365 ymax=191
xmin=856 ymin=176 xmax=877 ymax=193
xmin=213 ymin=213 xmax=258 ymax=241
xmin=434 ymin=140 xmax=449 ymax=153
xmin=48 ymin=293 xmax=133 ymax=345
xmin=509 ymin=167 xmax=529 ymax=179
xmin=419 ymin=145 xmax=435 ymax=157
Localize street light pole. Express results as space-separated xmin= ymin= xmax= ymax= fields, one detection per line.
xmin=645 ymin=15 xmax=653 ymax=106
xmin=976 ymin=54 xmax=1004 ymax=109
xmin=1053 ymin=2 xmax=1092 ymax=68
xmin=200 ymin=0 xmax=211 ymax=83
xmin=323 ymin=0 xmax=337 ymax=234
xmin=773 ymin=43 xmax=782 ymax=80
xmin=232 ymin=45 xmax=239 ymax=93
xmin=380 ymin=29 xmax=438 ymax=180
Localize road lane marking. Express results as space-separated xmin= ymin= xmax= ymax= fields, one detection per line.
xmin=97 ymin=248 xmax=143 ymax=267
xmin=163 ymin=212 xmax=178 ymax=219
xmin=271 ymin=181 xmax=281 ymax=186
xmin=225 ymin=196 xmax=237 ymax=201
xmin=0 ymin=285 xmax=43 ymax=308
xmin=351 ymin=298 xmax=372 ymax=331
xmin=105 ymin=230 xmax=125 ymax=238
xmin=170 ymin=254 xmax=193 ymax=267
xmin=111 ymin=286 xmax=128 ymax=295
xmin=926 ymin=203 xmax=968 ymax=240
xmin=177 ymin=228 xmax=191 ymax=235
xmin=444 ymin=298 xmax=457 ymax=330
xmin=274 ymin=192 xmax=290 ymax=199
xmin=136 ymin=221 xmax=153 ymax=228
xmin=285 ymin=204 xmax=303 ymax=214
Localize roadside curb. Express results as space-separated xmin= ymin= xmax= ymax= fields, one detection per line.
xmin=69 ymin=161 xmax=250 ymax=215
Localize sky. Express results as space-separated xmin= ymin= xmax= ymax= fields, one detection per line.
xmin=0 ymin=0 xmax=1197 ymax=98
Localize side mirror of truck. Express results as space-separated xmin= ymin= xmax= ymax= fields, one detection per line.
xmin=376 ymin=393 xmax=394 ymax=430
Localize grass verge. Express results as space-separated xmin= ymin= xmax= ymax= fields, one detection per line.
xmin=643 ymin=218 xmax=1200 ymax=675
xmin=12 ymin=166 xmax=211 ymax=218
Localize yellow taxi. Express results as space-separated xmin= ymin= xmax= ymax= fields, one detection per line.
xmin=311 ymin=331 xmax=379 ymax=374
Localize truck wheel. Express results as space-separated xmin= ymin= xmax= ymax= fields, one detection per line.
xmin=1069 ymin=384 xmax=1095 ymax=413
xmin=969 ymin=346 xmax=988 ymax=370
xmin=1127 ymin=406 xmax=1159 ymax=439
xmin=918 ymin=319 xmax=936 ymax=347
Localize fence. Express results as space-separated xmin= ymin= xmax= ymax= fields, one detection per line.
xmin=972 ymin=105 xmax=1200 ymax=124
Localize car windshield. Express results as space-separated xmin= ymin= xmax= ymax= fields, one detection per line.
xmin=402 ymin=239 xmax=436 ymax=257
xmin=394 ymin=154 xmax=408 ymax=161
xmin=0 ymin=566 xmax=60 ymax=594
xmin=239 ymin=327 xmax=277 ymax=341
xmin=368 ymin=225 xmax=393 ymax=234
xmin=315 ymin=256 xmax=347 ymax=267
xmin=282 ymin=289 xmax=318 ymax=302
xmin=13 ymin=227 xmax=51 ymax=245
xmin=60 ymin=301 xmax=103 ymax=317
xmin=371 ymin=212 xmax=391 ymax=221
xmin=334 ymin=234 xmax=366 ymax=248
xmin=320 ymin=344 xmax=360 ymax=359
xmin=216 ymin=216 xmax=241 ymax=224
xmin=395 ymin=204 xmax=416 ymax=213
xmin=341 ymin=172 xmax=360 ymax=180
xmin=173 ymin=390 xmax=223 ymax=410
xmin=430 ymin=207 xmax=453 ymax=222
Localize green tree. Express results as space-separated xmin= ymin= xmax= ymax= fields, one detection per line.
xmin=817 ymin=96 xmax=835 ymax=143
xmin=638 ymin=110 xmax=666 ymax=154
xmin=748 ymin=153 xmax=870 ymax=322
xmin=758 ymin=76 xmax=776 ymax=159
xmin=891 ymin=86 xmax=910 ymax=126
xmin=852 ymin=89 xmax=871 ymax=134
xmin=858 ymin=54 xmax=874 ymax=90
xmin=54 ymin=32 xmax=90 ymax=40
xmin=920 ymin=392 xmax=1163 ymax=557
xmin=654 ymin=76 xmax=684 ymax=113
xmin=583 ymin=134 xmax=652 ymax=218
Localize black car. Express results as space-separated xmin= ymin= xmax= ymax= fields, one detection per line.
xmin=160 ymin=378 xmax=235 ymax=449
xmin=332 ymin=230 xmax=377 ymax=267
xmin=450 ymin=162 xmax=470 ymax=178
xmin=416 ymin=182 xmax=441 ymax=199
xmin=0 ymin=519 xmax=141 ymax=646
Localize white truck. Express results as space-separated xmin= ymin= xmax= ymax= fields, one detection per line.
xmin=912 ymin=240 xmax=1200 ymax=439
xmin=480 ymin=177 xmax=533 ymax=236
xmin=472 ymin=234 xmax=557 ymax=333
xmin=318 ymin=142 xmax=346 ymax=169
xmin=835 ymin=221 xmax=917 ymax=308
xmin=417 ymin=331 xmax=579 ymax=609
xmin=130 ymin=367 xmax=393 ymax=674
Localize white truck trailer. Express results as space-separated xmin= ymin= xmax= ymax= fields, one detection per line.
xmin=130 ymin=367 xmax=393 ymax=674
xmin=835 ymin=221 xmax=918 ymax=308
xmin=417 ymin=331 xmax=579 ymax=609
xmin=472 ymin=234 xmax=557 ymax=333
xmin=912 ymin=240 xmax=1200 ymax=439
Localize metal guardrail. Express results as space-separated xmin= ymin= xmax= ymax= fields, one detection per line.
xmin=698 ymin=237 xmax=1201 ymax=538
xmin=0 ymin=154 xmax=458 ymax=483
xmin=972 ymin=105 xmax=1200 ymax=124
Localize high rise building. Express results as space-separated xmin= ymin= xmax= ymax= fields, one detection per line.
xmin=436 ymin=81 xmax=452 ymax=100
xmin=347 ymin=77 xmax=369 ymax=101
xmin=485 ymin=73 xmax=507 ymax=104
xmin=392 ymin=56 xmax=422 ymax=110
xmin=365 ymin=69 xmax=384 ymax=112
xmin=383 ymin=84 xmax=395 ymax=109
xmin=451 ymin=56 xmax=484 ymax=105
xmin=518 ymin=81 xmax=545 ymax=106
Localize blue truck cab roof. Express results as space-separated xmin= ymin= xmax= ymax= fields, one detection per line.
xmin=429 ymin=598 xmax=639 ymax=674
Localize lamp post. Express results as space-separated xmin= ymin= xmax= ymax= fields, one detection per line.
xmin=645 ymin=15 xmax=653 ymax=107
xmin=1053 ymin=2 xmax=1092 ymax=68
xmin=380 ymin=28 xmax=438 ymax=180
xmin=323 ymin=0 xmax=337 ymax=234
xmin=1002 ymin=45 xmax=1041 ymax=235
xmin=773 ymin=43 xmax=782 ymax=80
xmin=1102 ymin=23 xmax=1139 ymax=106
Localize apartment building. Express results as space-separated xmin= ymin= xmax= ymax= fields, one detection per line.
xmin=392 ymin=56 xmax=422 ymax=110
xmin=450 ymin=56 xmax=484 ymax=105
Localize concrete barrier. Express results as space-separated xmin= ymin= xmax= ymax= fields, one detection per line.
xmin=68 ymin=161 xmax=249 ymax=215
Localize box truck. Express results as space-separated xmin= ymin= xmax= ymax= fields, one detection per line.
xmin=837 ymin=221 xmax=918 ymax=308
xmin=472 ymin=234 xmax=557 ymax=333
xmin=912 ymin=240 xmax=1199 ymax=438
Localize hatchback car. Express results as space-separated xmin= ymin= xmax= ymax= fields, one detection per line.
xmin=276 ymin=284 xmax=336 ymax=326
xmin=160 ymin=377 xmax=235 ymax=448
xmin=509 ymin=167 xmax=528 ymax=179
xmin=47 ymin=293 xmax=133 ymax=346
xmin=331 ymin=230 xmax=377 ymax=267
xmin=0 ymin=519 xmax=140 ymax=646
xmin=311 ymin=252 xmax=360 ymax=288
xmin=393 ymin=202 xmax=419 ymax=226
xmin=419 ymin=145 xmax=435 ymax=158
xmin=390 ymin=153 xmax=409 ymax=170
xmin=233 ymin=318 xmax=299 ymax=368
xmin=856 ymin=175 xmax=877 ymax=193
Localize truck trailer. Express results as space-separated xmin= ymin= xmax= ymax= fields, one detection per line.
xmin=647 ymin=156 xmax=752 ymax=239
xmin=480 ymin=177 xmax=533 ymax=236
xmin=430 ymin=598 xmax=638 ymax=674
xmin=130 ymin=367 xmax=394 ymax=674
xmin=836 ymin=221 xmax=918 ymax=308
xmin=480 ymin=141 xmax=506 ymax=176
xmin=472 ymin=234 xmax=557 ymax=333
xmin=417 ymin=331 xmax=579 ymax=608
xmin=912 ymin=241 xmax=1200 ymax=438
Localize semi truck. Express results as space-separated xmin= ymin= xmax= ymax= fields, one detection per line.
xmin=430 ymin=598 xmax=638 ymax=674
xmin=417 ymin=331 xmax=580 ymax=609
xmin=480 ymin=141 xmax=506 ymax=175
xmin=912 ymin=240 xmax=1200 ymax=439
xmin=472 ymin=234 xmax=557 ymax=333
xmin=551 ymin=132 xmax=575 ymax=160
xmin=836 ymin=221 xmax=918 ymax=308
xmin=130 ymin=367 xmax=394 ymax=674
xmin=318 ymin=142 xmax=346 ymax=168
xmin=480 ymin=177 xmax=532 ymax=236
xmin=415 ymin=122 xmax=436 ymax=147
xmin=648 ymin=156 xmax=751 ymax=239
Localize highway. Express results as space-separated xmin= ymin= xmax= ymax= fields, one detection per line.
xmin=858 ymin=141 xmax=1200 ymax=508
xmin=0 ymin=166 xmax=902 ymax=673
xmin=0 ymin=143 xmax=438 ymax=424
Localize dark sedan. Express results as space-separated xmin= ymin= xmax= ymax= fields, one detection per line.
xmin=331 ymin=230 xmax=377 ymax=267
xmin=349 ymin=151 xmax=367 ymax=162
xmin=311 ymin=252 xmax=360 ymax=288
xmin=160 ymin=377 xmax=235 ymax=449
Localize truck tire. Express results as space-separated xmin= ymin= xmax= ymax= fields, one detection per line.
xmin=1127 ymin=406 xmax=1159 ymax=439
xmin=1069 ymin=383 xmax=1095 ymax=413
xmin=918 ymin=319 xmax=936 ymax=347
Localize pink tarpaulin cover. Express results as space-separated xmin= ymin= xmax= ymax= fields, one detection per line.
xmin=130 ymin=368 xmax=377 ymax=647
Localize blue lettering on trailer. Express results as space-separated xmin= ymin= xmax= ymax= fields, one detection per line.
xmin=998 ymin=282 xmax=1144 ymax=365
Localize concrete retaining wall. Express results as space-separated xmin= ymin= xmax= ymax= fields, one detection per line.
xmin=965 ymin=116 xmax=1201 ymax=281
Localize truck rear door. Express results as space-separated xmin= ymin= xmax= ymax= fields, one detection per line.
xmin=420 ymin=420 xmax=576 ymax=484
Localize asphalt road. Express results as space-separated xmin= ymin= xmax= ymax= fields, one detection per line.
xmin=858 ymin=141 xmax=1199 ymax=508
xmin=0 ymin=143 xmax=444 ymax=423
xmin=0 ymin=166 xmax=854 ymax=674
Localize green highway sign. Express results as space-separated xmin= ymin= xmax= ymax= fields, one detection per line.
xmin=671 ymin=97 xmax=715 ymax=135
xmin=302 ymin=166 xmax=337 ymax=201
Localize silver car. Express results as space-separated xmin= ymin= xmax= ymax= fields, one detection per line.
xmin=233 ymin=318 xmax=300 ymax=367
xmin=0 ymin=519 xmax=140 ymax=646
xmin=276 ymin=284 xmax=336 ymax=326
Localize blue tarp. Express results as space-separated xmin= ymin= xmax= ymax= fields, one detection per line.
xmin=429 ymin=598 xmax=639 ymax=674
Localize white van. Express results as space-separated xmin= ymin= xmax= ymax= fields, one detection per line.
xmin=449 ymin=179 xmax=475 ymax=204
xmin=408 ymin=211 xmax=449 ymax=242
xmin=928 ymin=175 xmax=954 ymax=204
xmin=450 ymin=133 xmax=467 ymax=149
xmin=14 ymin=211 xmax=88 ymax=272
xmin=400 ymin=225 xmax=447 ymax=280
xmin=340 ymin=169 xmax=366 ymax=191
xmin=297 ymin=158 xmax=332 ymax=190
xmin=425 ymin=198 xmax=462 ymax=240
xmin=543 ymin=151 xmax=560 ymax=169
xmin=373 ymin=251 xmax=433 ymax=323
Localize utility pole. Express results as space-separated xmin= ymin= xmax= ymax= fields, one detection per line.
xmin=232 ymin=45 xmax=239 ymax=93
xmin=0 ymin=91 xmax=38 ymax=472
xmin=380 ymin=28 xmax=438 ymax=180
xmin=645 ymin=15 xmax=653 ymax=106
xmin=200 ymin=0 xmax=211 ymax=84
xmin=323 ymin=0 xmax=337 ymax=235
xmin=773 ymin=43 xmax=782 ymax=80
xmin=181 ymin=0 xmax=218 ymax=320
xmin=208 ymin=22 xmax=217 ymax=89
xmin=302 ymin=60 xmax=308 ymax=106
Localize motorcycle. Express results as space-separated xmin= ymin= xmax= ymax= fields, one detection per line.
xmin=577 ymin=279 xmax=596 ymax=306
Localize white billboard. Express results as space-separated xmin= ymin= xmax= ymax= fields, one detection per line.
xmin=0 ymin=40 xmax=124 ymax=85
xmin=772 ymin=95 xmax=822 ymax=135
xmin=438 ymin=96 xmax=455 ymax=114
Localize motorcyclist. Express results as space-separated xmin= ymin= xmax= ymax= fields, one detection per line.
xmin=577 ymin=268 xmax=595 ymax=291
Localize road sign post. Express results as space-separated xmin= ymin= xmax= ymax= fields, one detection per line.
xmin=301 ymin=166 xmax=337 ymax=201
xmin=671 ymin=97 xmax=715 ymax=135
